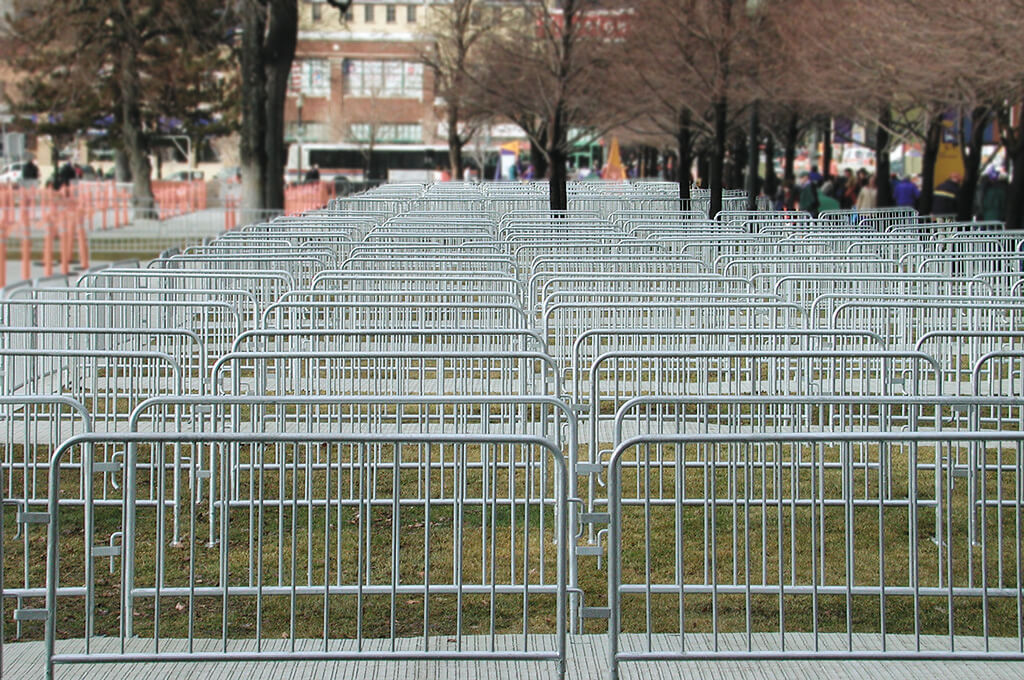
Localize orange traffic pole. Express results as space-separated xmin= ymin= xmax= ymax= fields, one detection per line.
xmin=21 ymin=218 xmax=30 ymax=281
xmin=42 ymin=218 xmax=53 ymax=277
xmin=0 ymin=222 xmax=7 ymax=288
xmin=77 ymin=222 xmax=89 ymax=270
xmin=60 ymin=212 xmax=70 ymax=276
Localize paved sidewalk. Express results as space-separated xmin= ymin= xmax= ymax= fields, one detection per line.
xmin=5 ymin=634 xmax=1024 ymax=680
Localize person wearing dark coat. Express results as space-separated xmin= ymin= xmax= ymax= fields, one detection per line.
xmin=932 ymin=173 xmax=961 ymax=216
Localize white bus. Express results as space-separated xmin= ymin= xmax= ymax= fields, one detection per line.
xmin=286 ymin=142 xmax=451 ymax=183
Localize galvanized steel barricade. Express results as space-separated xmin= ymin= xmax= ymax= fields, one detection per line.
xmin=262 ymin=300 xmax=530 ymax=330
xmin=0 ymin=326 xmax=208 ymax=394
xmin=0 ymin=296 xmax=244 ymax=371
xmin=231 ymin=328 xmax=546 ymax=355
xmin=211 ymin=350 xmax=563 ymax=399
xmin=0 ymin=349 xmax=184 ymax=430
xmin=824 ymin=298 xmax=1024 ymax=350
xmin=542 ymin=302 xmax=806 ymax=367
xmin=917 ymin=332 xmax=1024 ymax=398
xmin=42 ymin=430 xmax=569 ymax=679
xmin=605 ymin=429 xmax=1024 ymax=680
xmin=76 ymin=267 xmax=290 ymax=327
xmin=580 ymin=350 xmax=942 ymax=519
xmin=0 ymin=396 xmax=93 ymax=644
xmin=568 ymin=329 xmax=889 ymax=403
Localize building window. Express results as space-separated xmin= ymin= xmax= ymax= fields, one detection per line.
xmin=289 ymin=59 xmax=331 ymax=98
xmin=386 ymin=5 xmax=396 ymax=23
xmin=364 ymin=4 xmax=373 ymax=22
xmin=344 ymin=59 xmax=424 ymax=99
xmin=407 ymin=4 xmax=416 ymax=22
xmin=350 ymin=123 xmax=423 ymax=143
xmin=311 ymin=1 xmax=321 ymax=21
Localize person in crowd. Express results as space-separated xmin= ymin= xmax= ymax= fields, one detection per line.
xmin=797 ymin=171 xmax=820 ymax=217
xmin=833 ymin=169 xmax=852 ymax=205
xmin=855 ymin=174 xmax=878 ymax=211
xmin=818 ymin=184 xmax=840 ymax=212
xmin=820 ymin=175 xmax=834 ymax=198
xmin=932 ymin=172 xmax=961 ymax=215
xmin=842 ymin=172 xmax=861 ymax=209
xmin=304 ymin=164 xmax=320 ymax=183
xmin=21 ymin=157 xmax=39 ymax=187
xmin=893 ymin=174 xmax=920 ymax=208
xmin=774 ymin=179 xmax=797 ymax=211
xmin=980 ymin=169 xmax=1008 ymax=222
xmin=808 ymin=164 xmax=822 ymax=186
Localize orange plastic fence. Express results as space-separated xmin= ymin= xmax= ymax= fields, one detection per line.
xmin=0 ymin=179 xmax=207 ymax=286
xmin=283 ymin=181 xmax=335 ymax=217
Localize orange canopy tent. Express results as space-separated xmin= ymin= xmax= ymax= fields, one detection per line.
xmin=601 ymin=136 xmax=627 ymax=180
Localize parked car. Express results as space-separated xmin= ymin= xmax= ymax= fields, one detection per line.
xmin=215 ymin=166 xmax=241 ymax=182
xmin=164 ymin=170 xmax=205 ymax=181
xmin=0 ymin=162 xmax=26 ymax=183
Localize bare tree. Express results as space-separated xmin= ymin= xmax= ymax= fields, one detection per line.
xmin=620 ymin=0 xmax=780 ymax=217
xmin=237 ymin=0 xmax=298 ymax=213
xmin=7 ymin=0 xmax=227 ymax=215
xmin=473 ymin=0 xmax=630 ymax=210
xmin=419 ymin=0 xmax=508 ymax=180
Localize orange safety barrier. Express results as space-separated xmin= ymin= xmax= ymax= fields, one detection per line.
xmin=0 ymin=178 xmax=211 ymax=286
xmin=283 ymin=181 xmax=336 ymax=216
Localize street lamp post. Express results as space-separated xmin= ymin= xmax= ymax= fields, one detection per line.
xmin=296 ymin=92 xmax=304 ymax=183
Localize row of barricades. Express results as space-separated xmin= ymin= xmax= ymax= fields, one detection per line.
xmin=0 ymin=185 xmax=97 ymax=286
xmin=284 ymin=180 xmax=335 ymax=215
xmin=150 ymin=180 xmax=207 ymax=219
xmin=220 ymin=181 xmax=336 ymax=230
xmin=0 ymin=180 xmax=209 ymax=287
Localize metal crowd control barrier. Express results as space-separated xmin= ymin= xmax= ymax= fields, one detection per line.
xmin=605 ymin=428 xmax=1024 ymax=680
xmin=77 ymin=268 xmax=291 ymax=326
xmin=211 ymin=350 xmax=563 ymax=398
xmin=0 ymin=326 xmax=208 ymax=393
xmin=0 ymin=396 xmax=93 ymax=644
xmin=262 ymin=300 xmax=530 ymax=330
xmin=568 ymin=329 xmax=889 ymax=402
xmin=0 ymin=348 xmax=184 ymax=431
xmin=231 ymin=328 xmax=546 ymax=355
xmin=542 ymin=302 xmax=806 ymax=366
xmin=824 ymin=299 xmax=1024 ymax=350
xmin=0 ymin=297 xmax=244 ymax=367
xmin=43 ymin=430 xmax=569 ymax=679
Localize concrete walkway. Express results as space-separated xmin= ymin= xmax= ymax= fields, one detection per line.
xmin=4 ymin=634 xmax=1023 ymax=680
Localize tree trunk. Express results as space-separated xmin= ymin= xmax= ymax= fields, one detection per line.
xmin=240 ymin=0 xmax=269 ymax=213
xmin=262 ymin=0 xmax=297 ymax=212
xmin=676 ymin=108 xmax=692 ymax=206
xmin=529 ymin=123 xmax=548 ymax=179
xmin=958 ymin=106 xmax=992 ymax=222
xmin=784 ymin=112 xmax=798 ymax=183
xmin=549 ymin=147 xmax=568 ymax=210
xmin=875 ymin=106 xmax=893 ymax=208
xmin=763 ymin=132 xmax=777 ymax=199
xmin=821 ymin=117 xmax=832 ymax=178
xmin=730 ymin=137 xmax=745 ymax=191
xmin=238 ymin=0 xmax=297 ymax=215
xmin=114 ymin=149 xmax=131 ymax=183
xmin=919 ymin=115 xmax=942 ymax=215
xmin=1006 ymin=102 xmax=1024 ymax=230
xmin=548 ymin=105 xmax=568 ymax=211
xmin=119 ymin=50 xmax=155 ymax=218
xmin=697 ymin=151 xmax=709 ymax=188
xmin=710 ymin=97 xmax=727 ymax=219
xmin=447 ymin=107 xmax=464 ymax=180
xmin=746 ymin=103 xmax=759 ymax=211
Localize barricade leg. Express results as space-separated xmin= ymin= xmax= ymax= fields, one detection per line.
xmin=21 ymin=219 xmax=30 ymax=280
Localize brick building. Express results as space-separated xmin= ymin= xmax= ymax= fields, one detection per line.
xmin=288 ymin=0 xmax=445 ymax=180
